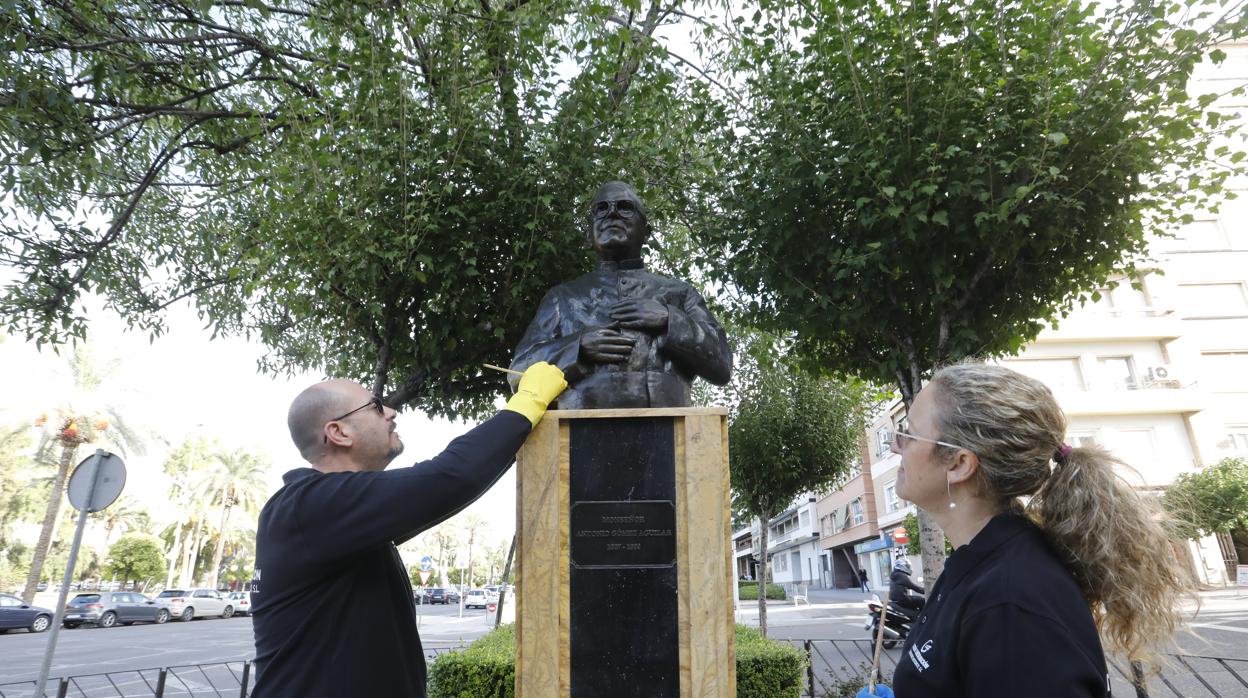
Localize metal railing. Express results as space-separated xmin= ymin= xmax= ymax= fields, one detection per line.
xmin=4 ymin=642 xmax=1243 ymax=697
xmin=786 ymin=639 xmax=1248 ymax=698
xmin=0 ymin=648 xmax=462 ymax=698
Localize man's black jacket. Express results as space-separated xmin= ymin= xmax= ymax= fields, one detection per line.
xmin=249 ymin=411 xmax=531 ymax=698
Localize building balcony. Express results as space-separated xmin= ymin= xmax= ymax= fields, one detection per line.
xmin=1035 ymin=307 xmax=1183 ymax=343
xmin=1056 ymin=378 xmax=1207 ymax=416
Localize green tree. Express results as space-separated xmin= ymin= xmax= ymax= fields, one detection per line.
xmin=105 ymin=534 xmax=165 ymax=586
xmin=1164 ymin=457 xmax=1248 ymax=563
xmin=21 ymin=346 xmax=146 ymax=602
xmin=1 ymin=0 xmax=722 ymax=418
xmin=702 ymin=0 xmax=1248 ymax=586
xmin=730 ymin=353 xmax=867 ymax=636
xmin=95 ymin=496 xmax=152 ymax=549
xmin=201 ymin=448 xmax=268 ymax=589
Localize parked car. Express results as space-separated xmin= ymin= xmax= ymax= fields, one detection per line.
xmin=0 ymin=594 xmax=53 ymax=633
xmin=226 ymin=591 xmax=252 ymax=616
xmin=464 ymin=589 xmax=488 ymax=609
xmin=154 ymin=588 xmax=233 ymax=621
xmin=445 ymin=588 xmax=461 ymax=604
xmin=483 ymin=586 xmax=500 ymax=604
xmin=424 ymin=588 xmax=447 ymax=605
xmin=62 ymin=592 xmax=169 ymax=628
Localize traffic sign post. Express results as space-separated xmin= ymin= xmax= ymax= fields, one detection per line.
xmin=36 ymin=450 xmax=126 ymax=698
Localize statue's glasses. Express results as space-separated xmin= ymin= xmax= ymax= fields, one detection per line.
xmin=322 ymin=397 xmax=385 ymax=443
xmin=590 ymin=199 xmax=638 ymax=220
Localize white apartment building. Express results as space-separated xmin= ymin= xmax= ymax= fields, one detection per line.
xmin=737 ymin=494 xmax=825 ymax=588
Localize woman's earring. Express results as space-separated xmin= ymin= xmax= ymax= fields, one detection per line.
xmin=947 ymin=479 xmax=957 ymax=509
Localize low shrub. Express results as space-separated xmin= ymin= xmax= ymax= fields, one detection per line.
xmin=737 ymin=581 xmax=787 ymax=600
xmin=427 ymin=624 xmax=515 ymax=698
xmin=428 ymin=623 xmax=805 ymax=697
xmin=735 ymin=624 xmax=807 ymax=698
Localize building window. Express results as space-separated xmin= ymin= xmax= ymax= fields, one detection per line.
xmin=1107 ymin=428 xmax=1158 ymax=472
xmin=877 ymin=426 xmax=893 ymax=456
xmin=1228 ymin=426 xmax=1248 ymax=453
xmin=1067 ymin=431 xmax=1101 ymax=448
xmin=800 ymin=511 xmax=809 ymax=528
xmin=1200 ymin=352 xmax=1248 ymax=391
xmin=884 ymin=481 xmax=900 ymax=512
xmin=1168 ymin=220 xmax=1231 ymax=252
xmin=775 ymin=553 xmax=788 ymax=572
xmin=851 ymin=498 xmax=865 ymax=526
xmin=1096 ymin=355 xmax=1138 ymax=390
xmin=1178 ymin=283 xmax=1248 ymax=318
xmin=1006 ymin=357 xmax=1085 ymax=391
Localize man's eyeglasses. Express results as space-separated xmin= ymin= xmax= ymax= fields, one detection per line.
xmin=323 ymin=397 xmax=385 ymax=443
xmin=590 ymin=199 xmax=639 ymax=220
xmin=888 ymin=428 xmax=968 ymax=452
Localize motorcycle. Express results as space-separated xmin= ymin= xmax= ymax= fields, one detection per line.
xmin=863 ymin=593 xmax=924 ymax=649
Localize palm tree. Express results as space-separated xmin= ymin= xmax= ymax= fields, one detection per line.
xmin=20 ymin=346 xmax=145 ymax=603
xmin=162 ymin=435 xmax=211 ymax=588
xmin=202 ymin=448 xmax=267 ymax=589
xmin=96 ymin=496 xmax=151 ymax=548
xmin=460 ymin=513 xmax=488 ymax=589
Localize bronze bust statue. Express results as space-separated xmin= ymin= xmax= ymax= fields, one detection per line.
xmin=510 ymin=181 xmax=732 ymax=409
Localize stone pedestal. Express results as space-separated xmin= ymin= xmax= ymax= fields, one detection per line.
xmin=515 ymin=407 xmax=736 ymax=698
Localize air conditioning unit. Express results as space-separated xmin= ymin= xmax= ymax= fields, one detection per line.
xmin=1142 ymin=365 xmax=1181 ymax=389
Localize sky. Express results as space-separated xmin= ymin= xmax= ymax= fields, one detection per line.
xmin=0 ymin=298 xmax=519 ymax=556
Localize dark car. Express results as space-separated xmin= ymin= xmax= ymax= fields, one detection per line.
xmin=62 ymin=591 xmax=170 ymax=628
xmin=426 ymin=588 xmax=447 ymax=605
xmin=0 ymin=594 xmax=53 ymax=633
xmin=446 ymin=588 xmax=461 ymax=604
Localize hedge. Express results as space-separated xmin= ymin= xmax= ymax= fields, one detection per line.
xmin=427 ymin=624 xmax=516 ymax=698
xmin=737 ymin=580 xmax=787 ymax=600
xmin=428 ymin=623 xmax=805 ymax=698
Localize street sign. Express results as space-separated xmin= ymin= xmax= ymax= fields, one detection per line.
xmin=1237 ymin=565 xmax=1248 ymax=588
xmin=891 ymin=527 xmax=909 ymax=545
xmin=419 ymin=570 xmax=432 ymax=585
xmin=38 ymin=450 xmax=127 ymax=698
xmin=419 ymin=555 xmax=434 ymax=572
xmin=66 ymin=451 xmax=126 ymax=512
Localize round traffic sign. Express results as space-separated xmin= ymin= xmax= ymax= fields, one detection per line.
xmin=65 ymin=451 xmax=126 ymax=513
xmin=891 ymin=527 xmax=909 ymax=545
xmin=419 ymin=555 xmax=434 ymax=572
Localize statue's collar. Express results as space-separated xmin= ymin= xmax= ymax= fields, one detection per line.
xmin=598 ymin=258 xmax=645 ymax=272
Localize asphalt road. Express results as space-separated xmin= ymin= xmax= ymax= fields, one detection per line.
xmin=0 ymin=602 xmax=500 ymax=686
xmin=2 ymin=591 xmax=1245 ymax=689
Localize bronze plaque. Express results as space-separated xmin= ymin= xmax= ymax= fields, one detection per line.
xmin=570 ymin=500 xmax=676 ymax=569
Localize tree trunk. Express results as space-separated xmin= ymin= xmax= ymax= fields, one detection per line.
xmin=756 ymin=508 xmax=770 ymax=637
xmin=207 ymin=492 xmax=233 ymax=589
xmin=494 ymin=535 xmax=516 ymax=629
xmin=21 ymin=442 xmax=77 ymax=603
xmin=897 ymin=382 xmax=947 ymax=592
xmin=165 ymin=519 xmax=184 ymax=588
xmin=180 ymin=514 xmax=204 ymax=587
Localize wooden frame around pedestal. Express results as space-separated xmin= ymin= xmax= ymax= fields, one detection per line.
xmin=514 ymin=407 xmax=736 ymax=698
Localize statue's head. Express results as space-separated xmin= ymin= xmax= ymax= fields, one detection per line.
xmin=586 ymin=181 xmax=650 ymax=261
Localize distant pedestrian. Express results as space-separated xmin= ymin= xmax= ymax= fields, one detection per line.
xmin=858 ymin=567 xmax=870 ymax=593
xmin=250 ymin=362 xmax=566 ymax=698
xmin=861 ymin=363 xmax=1191 ymax=698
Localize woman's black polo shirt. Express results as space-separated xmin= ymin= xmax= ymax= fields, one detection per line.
xmin=892 ymin=512 xmax=1111 ymax=697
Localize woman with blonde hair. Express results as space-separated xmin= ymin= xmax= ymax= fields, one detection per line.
xmin=863 ymin=362 xmax=1191 ymax=698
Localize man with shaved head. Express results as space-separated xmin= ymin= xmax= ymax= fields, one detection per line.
xmin=250 ymin=362 xmax=566 ymax=698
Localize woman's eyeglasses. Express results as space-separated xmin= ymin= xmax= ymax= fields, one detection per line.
xmin=888 ymin=428 xmax=968 ymax=452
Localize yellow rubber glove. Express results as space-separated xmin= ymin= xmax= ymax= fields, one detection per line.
xmin=504 ymin=361 xmax=568 ymax=427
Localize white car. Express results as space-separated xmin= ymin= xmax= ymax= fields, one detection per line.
xmin=226 ymin=591 xmax=252 ymax=616
xmin=464 ymin=589 xmax=489 ymax=609
xmin=154 ymin=588 xmax=234 ymax=621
